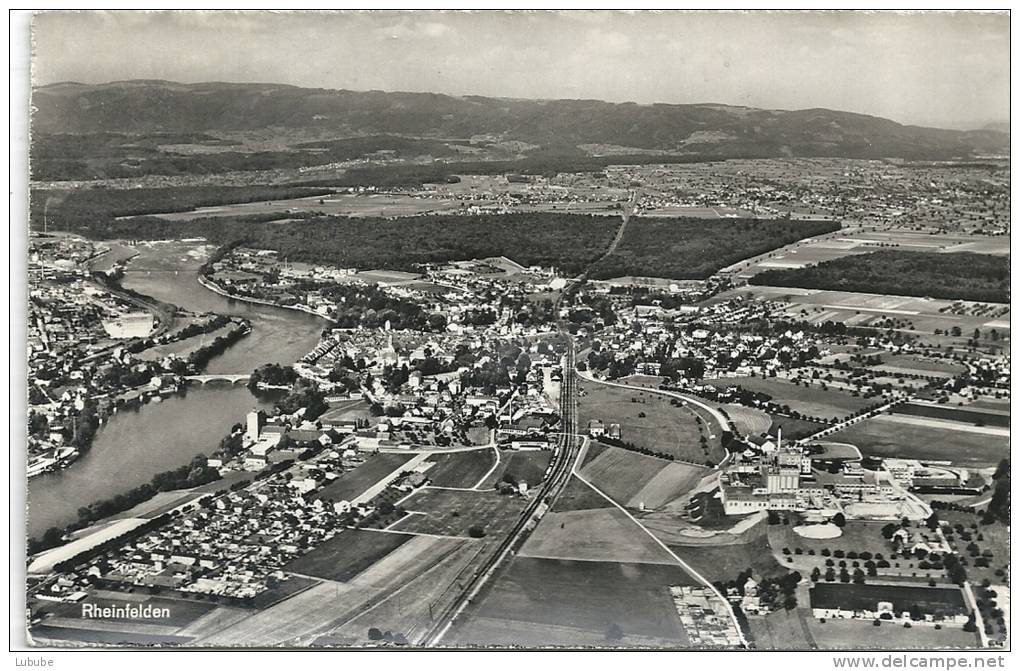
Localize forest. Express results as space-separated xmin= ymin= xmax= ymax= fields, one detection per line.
xmin=589 ymin=217 xmax=842 ymax=280
xmin=30 ymin=132 xmax=473 ymax=181
xmin=46 ymin=206 xmax=621 ymax=275
xmin=751 ymin=250 xmax=1009 ymax=303
xmin=29 ymin=185 xmax=335 ymax=234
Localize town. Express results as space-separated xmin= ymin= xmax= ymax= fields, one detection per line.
xmin=20 ymin=12 xmax=1011 ymax=652
xmin=26 ymin=198 xmax=1010 ymax=649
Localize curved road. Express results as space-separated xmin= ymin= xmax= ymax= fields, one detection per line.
xmin=575 ymin=369 xmax=732 ymax=436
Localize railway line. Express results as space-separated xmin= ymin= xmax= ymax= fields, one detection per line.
xmin=421 ymin=200 xmax=631 ymax=647
xmin=420 ymin=342 xmax=579 ymax=647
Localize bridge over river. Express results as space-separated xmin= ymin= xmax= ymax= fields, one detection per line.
xmin=184 ymin=374 xmax=251 ymax=385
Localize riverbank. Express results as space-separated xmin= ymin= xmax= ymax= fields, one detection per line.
xmin=29 ymin=240 xmax=325 ymax=541
xmin=30 ymin=314 xmax=250 ymax=482
xmin=90 ymin=270 xmax=177 ymax=339
xmin=197 ymin=273 xmax=338 ymax=324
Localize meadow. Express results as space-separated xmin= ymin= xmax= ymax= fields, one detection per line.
xmin=448 ymin=557 xmax=697 ymax=648
xmin=577 ymin=381 xmax=725 ymax=463
xmin=827 ymin=416 xmax=1009 ymax=467
xmin=392 ymin=487 xmax=526 ymax=538
xmin=805 ymin=618 xmax=979 ymax=650
xmin=479 ymin=449 xmax=553 ymax=489
xmin=709 ymin=376 xmax=873 ymax=422
xmin=283 ymin=529 xmax=412 ymax=582
xmin=520 ymin=506 xmax=677 ymax=565
xmin=579 ymin=446 xmax=675 ymax=507
xmin=424 ymin=448 xmax=497 ymax=489
xmin=148 ymin=193 xmax=460 ymax=221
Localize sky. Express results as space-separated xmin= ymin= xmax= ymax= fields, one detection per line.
xmin=31 ymin=10 xmax=1010 ymax=130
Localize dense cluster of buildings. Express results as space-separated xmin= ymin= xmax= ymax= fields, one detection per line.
xmin=27 ymin=234 xmax=252 ymax=477
xmin=717 ymin=431 xmax=924 ymax=520
xmin=602 ymin=159 xmax=1008 ymax=234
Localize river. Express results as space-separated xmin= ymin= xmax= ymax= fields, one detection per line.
xmin=26 ymin=241 xmax=326 ymax=539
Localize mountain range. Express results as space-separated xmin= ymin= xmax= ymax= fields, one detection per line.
xmin=32 ymin=80 xmax=1009 ymax=161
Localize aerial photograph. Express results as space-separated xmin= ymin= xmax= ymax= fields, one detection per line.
xmin=14 ymin=9 xmax=1011 ymax=657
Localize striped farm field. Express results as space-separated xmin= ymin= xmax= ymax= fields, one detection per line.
xmin=722 ymin=403 xmax=773 ymax=437
xmin=627 ymin=462 xmax=708 ymax=510
xmin=579 ymin=446 xmax=672 ymax=507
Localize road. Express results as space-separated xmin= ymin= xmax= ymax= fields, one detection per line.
xmin=803 ymin=395 xmax=908 ymax=443
xmin=571 ymin=189 xmax=637 ymax=285
xmin=570 ymin=441 xmax=748 ymax=648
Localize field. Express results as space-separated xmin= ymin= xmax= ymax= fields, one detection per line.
xmin=520 ymin=506 xmax=678 ymax=565
xmin=247 ymin=575 xmax=320 ymax=610
xmin=346 ymin=269 xmax=421 ymax=284
xmin=709 ymin=376 xmax=873 ymax=421
xmin=391 ymin=487 xmax=526 ymax=538
xmin=318 ymin=398 xmax=373 ymax=424
xmin=577 ymin=381 xmax=724 ymax=463
xmin=870 ymin=354 xmax=967 ymax=378
xmin=106 ymin=489 xmax=203 ymax=521
xmin=552 ymin=474 xmax=615 ymax=512
xmin=134 ymin=324 xmax=237 ymax=361
xmin=968 ymin=397 xmax=1011 ymax=413
xmin=642 ymin=205 xmax=756 ymax=219
xmin=768 ymin=518 xmax=898 ymax=558
xmin=588 ymin=217 xmax=840 ymax=280
xmin=628 ymin=462 xmax=709 ymax=509
xmin=30 ymin=625 xmax=194 ymax=646
xmin=808 ymin=442 xmax=862 ymax=460
xmin=313 ymin=453 xmax=416 ymax=503
xmin=37 ymin=594 xmax=217 ymax=629
xmin=324 ymin=539 xmax=484 ymax=645
xmin=117 ymin=239 xmax=216 ymax=271
xmin=447 ymin=557 xmax=698 ymax=648
xmin=747 ymin=608 xmax=817 ymax=650
xmin=722 ymin=403 xmax=772 ymax=437
xmin=730 ymin=233 xmax=869 ymax=276
xmin=283 ymin=528 xmax=413 ymax=582
xmin=827 ymin=415 xmax=1009 ymax=467
xmin=726 ymin=285 xmax=1011 ymax=340
xmin=579 ymin=445 xmax=675 ymax=508
xmin=479 ymin=449 xmax=553 ymax=489
xmin=893 ymin=403 xmax=1010 ymax=428
xmin=732 ymin=230 xmax=1008 ymax=279
xmin=668 ymin=526 xmax=786 ymax=584
xmin=424 ymin=448 xmax=497 ymax=488
xmin=29 ymin=591 xmax=259 ymax=647
xmin=751 ymin=250 xmax=1008 ymax=303
xmin=197 ymin=535 xmax=465 ymax=646
xmin=146 ymin=193 xmax=460 ymax=221
xmin=767 ymin=415 xmax=827 ymax=441
xmin=805 ymin=618 xmax=980 ymax=650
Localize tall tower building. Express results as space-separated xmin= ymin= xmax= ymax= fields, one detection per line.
xmin=246 ymin=409 xmax=265 ymax=443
